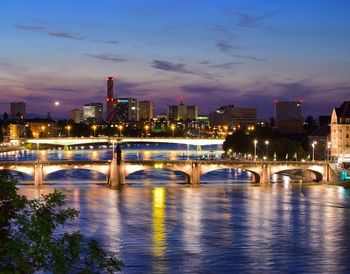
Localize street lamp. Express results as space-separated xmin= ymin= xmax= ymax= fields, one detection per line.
xmin=265 ymin=140 xmax=269 ymax=160
xmin=144 ymin=125 xmax=149 ymax=138
xmin=92 ymin=125 xmax=97 ymax=137
xmin=41 ymin=126 xmax=45 ymax=138
xmin=118 ymin=125 xmax=123 ymax=137
xmin=253 ymin=139 xmax=258 ymax=161
xmin=311 ymin=141 xmax=317 ymax=162
xmin=66 ymin=125 xmax=71 ymax=137
xmin=327 ymin=141 xmax=331 ymax=161
xmin=171 ymin=125 xmax=175 ymax=138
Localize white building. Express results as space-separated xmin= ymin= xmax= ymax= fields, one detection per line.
xmin=331 ymin=101 xmax=350 ymax=163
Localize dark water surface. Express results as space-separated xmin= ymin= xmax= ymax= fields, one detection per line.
xmin=3 ymin=147 xmax=350 ymax=273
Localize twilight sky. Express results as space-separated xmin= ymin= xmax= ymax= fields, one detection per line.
xmin=1 ymin=0 xmax=350 ymax=119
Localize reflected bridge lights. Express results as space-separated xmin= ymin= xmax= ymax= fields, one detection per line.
xmin=154 ymin=163 xmax=164 ymax=169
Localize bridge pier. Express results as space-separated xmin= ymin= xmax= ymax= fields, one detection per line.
xmin=108 ymin=158 xmax=125 ymax=188
xmin=325 ymin=163 xmax=338 ymax=182
xmin=34 ymin=163 xmax=43 ymax=188
xmin=260 ymin=164 xmax=271 ymax=185
xmin=190 ymin=162 xmax=200 ymax=184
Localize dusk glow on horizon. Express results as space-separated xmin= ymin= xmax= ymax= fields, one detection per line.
xmin=1 ymin=0 xmax=349 ymax=118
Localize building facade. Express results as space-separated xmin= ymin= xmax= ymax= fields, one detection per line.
xmin=275 ymin=101 xmax=303 ymax=134
xmin=70 ymin=109 xmax=83 ymax=123
xmin=83 ymin=103 xmax=103 ymax=122
xmin=139 ymin=100 xmax=153 ymax=121
xmin=209 ymin=105 xmax=257 ymax=127
xmin=330 ymin=101 xmax=350 ymax=162
xmin=113 ymin=98 xmax=139 ymax=123
xmin=167 ymin=104 xmax=198 ymax=121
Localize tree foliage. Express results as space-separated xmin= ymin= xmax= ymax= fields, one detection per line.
xmin=0 ymin=174 xmax=123 ymax=273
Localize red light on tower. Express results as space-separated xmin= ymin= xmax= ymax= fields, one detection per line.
xmin=274 ymin=99 xmax=279 ymax=104
xmin=177 ymin=96 xmax=184 ymax=105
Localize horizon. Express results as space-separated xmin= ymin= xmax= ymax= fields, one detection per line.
xmin=1 ymin=0 xmax=349 ymax=119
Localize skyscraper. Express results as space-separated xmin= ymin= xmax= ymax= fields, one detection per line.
xmin=106 ymin=77 xmax=115 ymax=121
xmin=10 ymin=102 xmax=26 ymax=120
xmin=113 ymin=98 xmax=139 ymax=123
xmin=275 ymin=101 xmax=303 ymax=134
xmin=83 ymin=103 xmax=103 ymax=121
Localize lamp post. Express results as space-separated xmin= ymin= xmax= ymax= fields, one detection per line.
xmin=312 ymin=141 xmax=317 ymax=162
xmin=118 ymin=125 xmax=123 ymax=137
xmin=253 ymin=139 xmax=258 ymax=161
xmin=41 ymin=126 xmax=45 ymax=138
xmin=327 ymin=141 xmax=331 ymax=162
xmin=171 ymin=125 xmax=175 ymax=138
xmin=92 ymin=125 xmax=97 ymax=137
xmin=265 ymin=140 xmax=269 ymax=160
xmin=144 ymin=125 xmax=149 ymax=138
xmin=66 ymin=125 xmax=71 ymax=137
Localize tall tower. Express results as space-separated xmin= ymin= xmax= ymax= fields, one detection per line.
xmin=106 ymin=76 xmax=114 ymax=121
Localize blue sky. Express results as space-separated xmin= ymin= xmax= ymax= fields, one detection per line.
xmin=1 ymin=0 xmax=350 ymax=118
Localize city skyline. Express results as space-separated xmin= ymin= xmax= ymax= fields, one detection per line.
xmin=1 ymin=0 xmax=349 ymax=118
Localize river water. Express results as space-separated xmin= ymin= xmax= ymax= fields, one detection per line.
xmin=2 ymin=144 xmax=350 ymax=273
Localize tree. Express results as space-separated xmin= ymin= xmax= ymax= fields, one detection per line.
xmin=0 ymin=174 xmax=123 ymax=273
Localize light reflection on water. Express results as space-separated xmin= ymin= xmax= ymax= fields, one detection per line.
xmin=5 ymin=147 xmax=350 ymax=273
xmin=17 ymin=179 xmax=350 ymax=273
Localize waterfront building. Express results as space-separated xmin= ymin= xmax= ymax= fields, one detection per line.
xmin=27 ymin=118 xmax=59 ymax=138
xmin=10 ymin=102 xmax=26 ymax=120
xmin=330 ymin=101 xmax=350 ymax=162
xmin=275 ymin=101 xmax=303 ymax=134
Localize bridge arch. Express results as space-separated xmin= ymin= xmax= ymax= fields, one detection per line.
xmin=199 ymin=164 xmax=262 ymax=183
xmin=0 ymin=166 xmax=34 ymax=177
xmin=43 ymin=165 xmax=110 ymax=180
xmin=270 ymin=165 xmax=324 ymax=182
xmin=124 ymin=165 xmax=192 ymax=183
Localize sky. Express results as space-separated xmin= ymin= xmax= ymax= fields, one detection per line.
xmin=0 ymin=0 xmax=350 ymax=119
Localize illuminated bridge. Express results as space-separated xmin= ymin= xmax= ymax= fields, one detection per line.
xmin=12 ymin=137 xmax=224 ymax=147
xmin=0 ymin=159 xmax=337 ymax=188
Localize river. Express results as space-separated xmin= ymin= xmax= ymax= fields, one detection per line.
xmin=2 ymin=144 xmax=350 ymax=273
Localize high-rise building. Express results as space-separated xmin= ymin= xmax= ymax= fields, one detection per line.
xmin=83 ymin=103 xmax=103 ymax=121
xmin=330 ymin=101 xmax=350 ymax=162
xmin=275 ymin=101 xmax=303 ymax=134
xmin=106 ymin=76 xmax=115 ymax=121
xmin=167 ymin=104 xmax=198 ymax=121
xmin=139 ymin=101 xmax=153 ymax=121
xmin=10 ymin=102 xmax=26 ymax=120
xmin=113 ymin=98 xmax=139 ymax=123
xmin=209 ymin=105 xmax=257 ymax=127
xmin=70 ymin=109 xmax=83 ymax=123
xmin=187 ymin=105 xmax=198 ymax=120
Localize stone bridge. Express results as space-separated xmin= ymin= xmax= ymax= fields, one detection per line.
xmin=0 ymin=159 xmax=338 ymax=188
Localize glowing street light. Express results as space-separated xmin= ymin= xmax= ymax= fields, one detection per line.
xmin=41 ymin=126 xmax=46 ymax=138
xmin=327 ymin=141 xmax=331 ymax=161
xmin=66 ymin=125 xmax=71 ymax=137
xmin=144 ymin=125 xmax=149 ymax=138
xmin=92 ymin=125 xmax=97 ymax=137
xmin=118 ymin=125 xmax=123 ymax=137
xmin=265 ymin=140 xmax=269 ymax=160
xmin=253 ymin=139 xmax=258 ymax=161
xmin=171 ymin=125 xmax=175 ymax=138
xmin=311 ymin=141 xmax=317 ymax=162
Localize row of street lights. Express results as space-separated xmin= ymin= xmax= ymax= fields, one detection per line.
xmin=253 ymin=139 xmax=269 ymax=161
